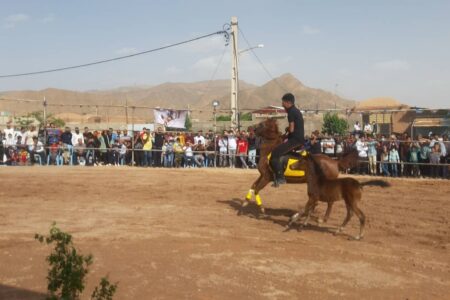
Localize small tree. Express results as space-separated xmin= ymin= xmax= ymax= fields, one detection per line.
xmin=216 ymin=115 xmax=231 ymax=121
xmin=35 ymin=223 xmax=93 ymax=300
xmin=35 ymin=223 xmax=117 ymax=300
xmin=322 ymin=112 xmax=348 ymax=136
xmin=239 ymin=112 xmax=252 ymax=121
xmin=91 ymin=277 xmax=118 ymax=300
xmin=184 ymin=114 xmax=192 ymax=131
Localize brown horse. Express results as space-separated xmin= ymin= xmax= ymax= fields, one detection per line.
xmin=242 ymin=118 xmax=358 ymax=216
xmin=287 ymin=153 xmax=390 ymax=240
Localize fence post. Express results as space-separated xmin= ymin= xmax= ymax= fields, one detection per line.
xmin=43 ymin=96 xmax=47 ymax=145
xmin=131 ymin=106 xmax=135 ymax=166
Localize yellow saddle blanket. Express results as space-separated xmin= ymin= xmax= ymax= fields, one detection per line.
xmin=268 ymin=151 xmax=307 ymax=178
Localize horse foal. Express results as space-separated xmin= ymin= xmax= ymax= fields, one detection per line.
xmin=289 ymin=177 xmax=366 ymax=240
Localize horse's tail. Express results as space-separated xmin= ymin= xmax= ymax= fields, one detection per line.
xmin=337 ymin=149 xmax=359 ymax=171
xmin=360 ymin=180 xmax=391 ymax=189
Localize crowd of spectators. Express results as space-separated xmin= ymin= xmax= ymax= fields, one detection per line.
xmin=1 ymin=121 xmax=449 ymax=179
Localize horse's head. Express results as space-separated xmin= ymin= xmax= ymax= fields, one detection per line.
xmin=255 ymin=118 xmax=280 ymax=140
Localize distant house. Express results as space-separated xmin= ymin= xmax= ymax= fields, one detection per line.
xmin=352 ymin=97 xmax=449 ymax=137
xmin=409 ymin=110 xmax=450 ymax=137
xmin=251 ymin=106 xmax=287 ymax=120
xmin=352 ymin=97 xmax=409 ymax=135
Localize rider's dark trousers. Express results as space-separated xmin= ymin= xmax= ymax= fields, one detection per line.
xmin=270 ymin=138 xmax=303 ymax=175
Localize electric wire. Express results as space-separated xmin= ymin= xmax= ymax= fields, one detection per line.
xmin=0 ymin=30 xmax=229 ymax=78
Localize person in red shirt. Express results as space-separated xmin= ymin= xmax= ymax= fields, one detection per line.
xmin=237 ymin=136 xmax=249 ymax=169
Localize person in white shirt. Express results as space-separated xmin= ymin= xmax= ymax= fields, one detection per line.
xmin=71 ymin=127 xmax=84 ymax=147
xmin=30 ymin=136 xmax=45 ymax=165
xmin=353 ymin=121 xmax=361 ymax=134
xmin=218 ymin=135 xmax=228 ymax=167
xmin=227 ymin=131 xmax=237 ymax=168
xmin=4 ymin=133 xmax=16 ymax=149
xmin=3 ymin=121 xmax=15 ymax=139
xmin=364 ymin=123 xmax=373 ymax=135
xmin=321 ymin=136 xmax=335 ymax=157
xmin=24 ymin=125 xmax=39 ymax=150
xmin=356 ymin=137 xmax=368 ymax=174
xmin=194 ymin=131 xmax=205 ymax=145
xmin=183 ymin=142 xmax=194 ymax=167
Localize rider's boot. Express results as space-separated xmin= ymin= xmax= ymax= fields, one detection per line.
xmin=271 ymin=160 xmax=286 ymax=187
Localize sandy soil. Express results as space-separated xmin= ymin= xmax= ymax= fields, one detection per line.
xmin=0 ymin=167 xmax=449 ymax=300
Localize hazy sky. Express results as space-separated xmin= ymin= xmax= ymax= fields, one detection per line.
xmin=1 ymin=0 xmax=449 ymax=108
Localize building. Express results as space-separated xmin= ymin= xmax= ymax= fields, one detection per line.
xmin=352 ymin=97 xmax=449 ymax=137
xmin=352 ymin=97 xmax=409 ymax=135
xmin=251 ymin=106 xmax=287 ymax=120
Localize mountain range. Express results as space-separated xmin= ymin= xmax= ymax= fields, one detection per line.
xmin=0 ymin=73 xmax=356 ymax=122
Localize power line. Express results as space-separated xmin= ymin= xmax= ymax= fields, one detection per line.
xmin=238 ymin=27 xmax=288 ymax=92
xmin=0 ymin=30 xmax=229 ymax=78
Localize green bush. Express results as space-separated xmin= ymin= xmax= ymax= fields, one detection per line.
xmin=322 ymin=112 xmax=348 ymax=135
xmin=35 ymin=223 xmax=117 ymax=300
xmin=91 ymin=277 xmax=118 ymax=300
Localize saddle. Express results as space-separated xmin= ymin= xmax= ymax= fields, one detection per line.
xmin=267 ymin=150 xmax=308 ymax=178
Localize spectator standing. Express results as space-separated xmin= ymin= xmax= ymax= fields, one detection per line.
xmin=218 ymin=135 xmax=228 ymax=167
xmin=322 ymin=135 xmax=335 ymax=157
xmin=247 ymin=132 xmax=257 ymax=168
xmin=183 ymin=142 xmax=194 ymax=167
xmin=98 ymin=131 xmax=108 ymax=165
xmin=399 ymin=134 xmax=411 ymax=177
xmin=173 ymin=138 xmax=184 ymax=168
xmin=389 ymin=146 xmax=400 ymax=177
xmin=356 ymin=137 xmax=368 ymax=174
xmin=164 ymin=140 xmax=174 ymax=168
xmin=194 ymin=131 xmax=205 ymax=145
xmin=142 ymin=129 xmax=153 ymax=167
xmin=409 ymin=141 xmax=421 ymax=177
xmin=153 ymin=128 xmax=165 ymax=167
xmin=60 ymin=127 xmax=73 ymax=165
xmin=380 ymin=145 xmax=390 ymax=176
xmin=30 ymin=136 xmax=45 ymax=165
xmin=443 ymin=135 xmax=449 ymax=179
xmin=71 ymin=127 xmax=84 ymax=165
xmin=237 ymin=136 xmax=249 ymax=169
xmin=133 ymin=131 xmax=144 ymax=167
xmin=419 ymin=138 xmax=431 ymax=177
xmin=193 ymin=141 xmax=205 ymax=167
xmin=364 ymin=122 xmax=373 ymax=135
xmin=3 ymin=121 xmax=15 ymax=140
xmin=353 ymin=121 xmax=362 ymax=135
xmin=429 ymin=143 xmax=441 ymax=178
xmin=227 ymin=131 xmax=237 ymax=168
xmin=309 ymin=130 xmax=322 ymax=154
xmin=24 ymin=125 xmax=39 ymax=151
xmin=367 ymin=136 xmax=378 ymax=175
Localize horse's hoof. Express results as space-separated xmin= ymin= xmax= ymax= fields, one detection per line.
xmin=257 ymin=213 xmax=269 ymax=220
xmin=349 ymin=235 xmax=363 ymax=241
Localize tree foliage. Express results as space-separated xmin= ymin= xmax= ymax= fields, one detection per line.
xmin=322 ymin=112 xmax=348 ymax=136
xmin=15 ymin=111 xmax=65 ymax=128
xmin=91 ymin=277 xmax=118 ymax=300
xmin=216 ymin=115 xmax=231 ymax=121
xmin=184 ymin=114 xmax=192 ymax=131
xmin=35 ymin=223 xmax=117 ymax=300
xmin=239 ymin=112 xmax=252 ymax=121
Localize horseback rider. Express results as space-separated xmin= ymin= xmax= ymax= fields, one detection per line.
xmin=270 ymin=93 xmax=305 ymax=187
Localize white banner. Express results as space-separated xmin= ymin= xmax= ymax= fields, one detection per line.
xmin=153 ymin=109 xmax=187 ymax=129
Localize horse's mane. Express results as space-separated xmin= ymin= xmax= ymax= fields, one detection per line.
xmin=257 ymin=118 xmax=282 ymax=141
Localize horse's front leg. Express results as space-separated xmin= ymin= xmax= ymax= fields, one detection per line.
xmin=239 ymin=175 xmax=262 ymax=215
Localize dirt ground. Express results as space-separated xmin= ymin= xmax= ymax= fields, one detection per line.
xmin=0 ymin=167 xmax=449 ymax=300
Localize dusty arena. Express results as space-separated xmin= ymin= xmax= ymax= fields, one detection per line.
xmin=0 ymin=167 xmax=449 ymax=299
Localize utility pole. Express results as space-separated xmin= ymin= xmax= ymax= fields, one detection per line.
xmin=230 ymin=16 xmax=239 ymax=131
